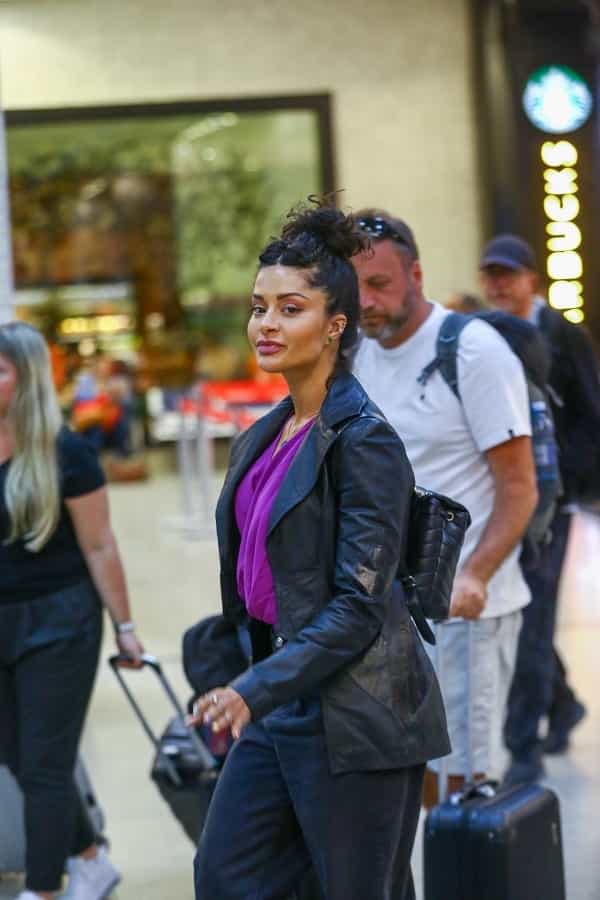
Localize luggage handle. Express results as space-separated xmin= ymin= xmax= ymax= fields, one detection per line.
xmin=448 ymin=779 xmax=498 ymax=806
xmin=108 ymin=654 xmax=217 ymax=780
xmin=435 ymin=620 xmax=476 ymax=802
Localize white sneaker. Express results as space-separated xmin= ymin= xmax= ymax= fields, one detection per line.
xmin=61 ymin=846 xmax=121 ymax=899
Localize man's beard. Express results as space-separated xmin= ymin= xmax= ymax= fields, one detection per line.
xmin=488 ymin=289 xmax=518 ymax=312
xmin=361 ymin=288 xmax=416 ymax=344
xmin=376 ymin=314 xmax=408 ymax=343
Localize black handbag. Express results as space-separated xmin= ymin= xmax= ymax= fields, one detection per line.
xmin=399 ymin=487 xmax=471 ymax=644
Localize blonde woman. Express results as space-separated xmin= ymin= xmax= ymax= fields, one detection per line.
xmin=0 ymin=322 xmax=143 ymax=900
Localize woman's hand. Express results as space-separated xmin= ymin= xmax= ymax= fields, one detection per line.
xmin=115 ymin=630 xmax=145 ymax=668
xmin=187 ymin=687 xmax=251 ymax=740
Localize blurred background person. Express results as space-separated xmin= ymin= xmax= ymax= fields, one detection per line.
xmin=446 ymin=291 xmax=488 ymax=314
xmin=0 ymin=322 xmax=144 ymax=900
xmin=71 ymin=356 xmax=133 ymax=460
xmin=479 ymin=234 xmax=600 ymax=782
xmin=103 ymin=358 xmax=135 ymax=457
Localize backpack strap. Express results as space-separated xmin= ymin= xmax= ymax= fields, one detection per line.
xmin=537 ymin=303 xmax=563 ymax=348
xmin=417 ymin=312 xmax=471 ymax=400
xmin=537 ymin=304 xmax=567 ymax=408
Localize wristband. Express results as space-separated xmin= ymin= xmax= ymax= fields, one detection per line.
xmin=115 ymin=621 xmax=135 ymax=635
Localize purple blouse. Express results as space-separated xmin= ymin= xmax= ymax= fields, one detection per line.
xmin=234 ymin=419 xmax=314 ymax=624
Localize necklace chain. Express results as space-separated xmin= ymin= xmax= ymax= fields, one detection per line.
xmin=280 ymin=410 xmax=320 ymax=446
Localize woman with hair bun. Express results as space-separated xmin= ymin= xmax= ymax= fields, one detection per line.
xmin=0 ymin=321 xmax=143 ymax=900
xmin=190 ymin=197 xmax=449 ymax=900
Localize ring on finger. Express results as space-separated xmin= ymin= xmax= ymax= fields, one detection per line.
xmin=211 ymin=693 xmax=219 ymax=706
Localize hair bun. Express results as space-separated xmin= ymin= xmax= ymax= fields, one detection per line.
xmin=280 ymin=195 xmax=367 ymax=261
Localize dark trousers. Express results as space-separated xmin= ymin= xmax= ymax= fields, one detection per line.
xmin=504 ymin=510 xmax=575 ymax=758
xmin=0 ymin=581 xmax=102 ymax=892
xmin=549 ymin=647 xmax=578 ymax=722
xmin=194 ymin=696 xmax=425 ymax=900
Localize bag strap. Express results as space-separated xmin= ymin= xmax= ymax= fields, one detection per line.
xmin=417 ymin=312 xmax=471 ymax=400
xmin=537 ymin=303 xmax=563 ymax=349
xmin=399 ymin=574 xmax=436 ymax=645
xmin=537 ymin=305 xmax=570 ymax=410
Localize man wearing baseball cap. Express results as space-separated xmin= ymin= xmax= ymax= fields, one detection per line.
xmin=480 ymin=234 xmax=600 ymax=783
xmin=479 ymin=235 xmax=539 ymax=320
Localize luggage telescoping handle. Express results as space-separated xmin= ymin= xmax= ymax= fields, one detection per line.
xmin=434 ymin=624 xmax=449 ymax=803
xmin=108 ymin=653 xmax=217 ymax=777
xmin=435 ymin=620 xmax=475 ymax=803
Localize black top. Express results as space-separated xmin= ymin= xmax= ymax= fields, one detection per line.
xmin=0 ymin=427 xmax=105 ymax=605
xmin=538 ymin=306 xmax=600 ymax=501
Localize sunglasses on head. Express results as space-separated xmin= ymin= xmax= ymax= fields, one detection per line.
xmin=356 ymin=216 xmax=412 ymax=250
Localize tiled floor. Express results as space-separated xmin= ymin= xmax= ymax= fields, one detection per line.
xmin=1 ymin=461 xmax=599 ymax=899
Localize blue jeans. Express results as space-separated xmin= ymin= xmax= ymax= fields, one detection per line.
xmin=194 ymin=695 xmax=424 ymax=900
xmin=0 ymin=580 xmax=102 ymax=892
xmin=504 ymin=510 xmax=573 ymax=758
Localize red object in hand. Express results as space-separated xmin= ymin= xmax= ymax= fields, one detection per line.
xmin=199 ymin=722 xmax=233 ymax=759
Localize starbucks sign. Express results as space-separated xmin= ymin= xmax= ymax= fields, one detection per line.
xmin=523 ymin=65 xmax=593 ymax=134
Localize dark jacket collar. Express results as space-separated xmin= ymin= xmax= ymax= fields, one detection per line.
xmin=216 ymin=372 xmax=369 ymax=563
xmin=319 ymin=370 xmax=368 ymax=430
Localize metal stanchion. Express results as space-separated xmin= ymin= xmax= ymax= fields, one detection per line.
xmin=193 ymin=404 xmax=215 ymax=532
xmin=162 ymin=379 xmax=282 ymax=541
xmin=163 ymin=385 xmax=219 ymax=540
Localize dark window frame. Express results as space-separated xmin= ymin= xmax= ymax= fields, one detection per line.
xmin=5 ymin=92 xmax=337 ymax=194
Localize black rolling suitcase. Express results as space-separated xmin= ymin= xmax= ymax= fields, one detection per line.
xmin=424 ymin=780 xmax=565 ymax=899
xmin=423 ymin=623 xmax=566 ymax=900
xmin=109 ymin=653 xmax=219 ymax=844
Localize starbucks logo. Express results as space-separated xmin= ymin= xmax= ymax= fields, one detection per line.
xmin=523 ymin=65 xmax=593 ymax=134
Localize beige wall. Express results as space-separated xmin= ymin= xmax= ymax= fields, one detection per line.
xmin=0 ymin=0 xmax=483 ymax=300
xmin=0 ymin=112 xmax=13 ymax=322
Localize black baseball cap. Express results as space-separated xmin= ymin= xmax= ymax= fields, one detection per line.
xmin=480 ymin=234 xmax=537 ymax=272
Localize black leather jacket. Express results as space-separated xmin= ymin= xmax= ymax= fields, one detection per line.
xmin=216 ymin=372 xmax=450 ymax=774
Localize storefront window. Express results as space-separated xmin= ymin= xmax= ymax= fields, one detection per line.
xmin=6 ymin=98 xmax=330 ymax=385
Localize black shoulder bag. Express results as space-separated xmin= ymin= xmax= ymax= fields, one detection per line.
xmin=399 ymin=487 xmax=471 ymax=645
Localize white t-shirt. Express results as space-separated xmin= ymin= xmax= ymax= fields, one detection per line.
xmin=354 ymin=302 xmax=531 ymax=619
